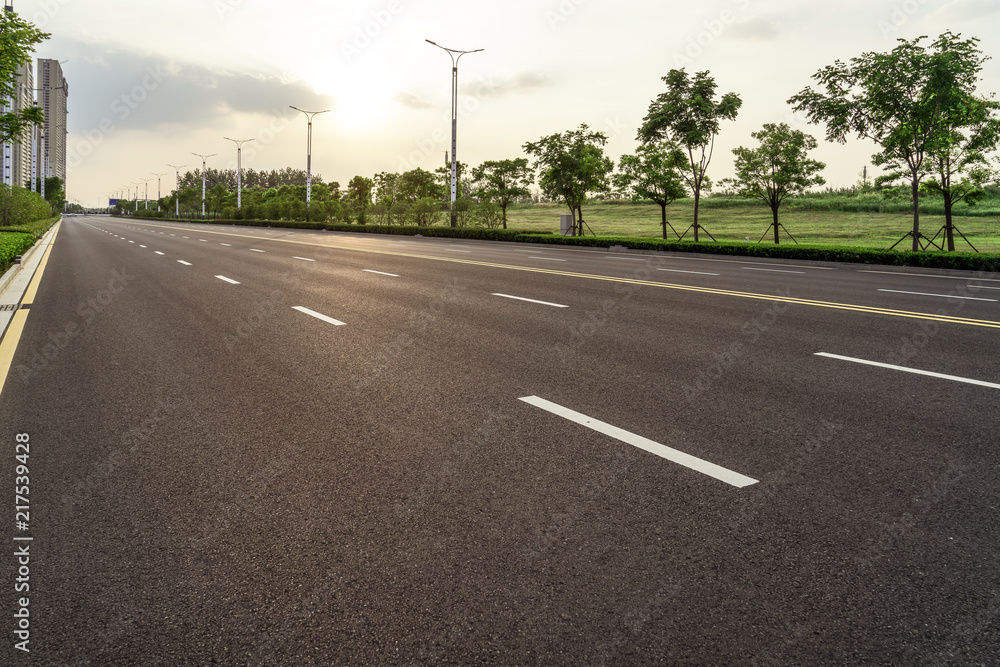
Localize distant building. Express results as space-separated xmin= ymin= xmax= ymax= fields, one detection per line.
xmin=36 ymin=58 xmax=68 ymax=186
xmin=10 ymin=59 xmax=35 ymax=188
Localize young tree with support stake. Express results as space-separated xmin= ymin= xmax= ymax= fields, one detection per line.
xmin=637 ymin=69 xmax=741 ymax=243
xmin=788 ymin=31 xmax=989 ymax=253
xmin=922 ymin=94 xmax=1000 ymax=252
xmin=523 ymin=124 xmax=613 ymax=237
xmin=613 ymin=142 xmax=687 ymax=239
xmin=723 ymin=123 xmax=825 ymax=245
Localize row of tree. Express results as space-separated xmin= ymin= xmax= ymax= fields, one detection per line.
xmin=120 ymin=31 xmax=999 ymax=251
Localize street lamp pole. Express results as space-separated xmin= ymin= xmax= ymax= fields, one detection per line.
xmin=289 ymin=106 xmax=330 ymax=221
xmin=152 ymin=172 xmax=167 ymax=212
xmin=167 ymin=164 xmax=186 ymax=218
xmin=223 ymin=137 xmax=254 ymax=211
xmin=192 ymin=153 xmax=216 ymax=218
xmin=426 ymin=39 xmax=483 ymax=227
xmin=140 ymin=178 xmax=151 ymax=210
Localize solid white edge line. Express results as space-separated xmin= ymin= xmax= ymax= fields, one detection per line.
xmin=363 ymin=269 xmax=400 ymax=277
xmin=292 ymin=306 xmax=346 ymax=326
xmin=529 ymin=256 xmax=567 ymax=261
xmin=518 ymin=396 xmax=758 ymax=488
xmin=215 ymin=275 xmax=240 ymax=284
xmin=658 ymin=268 xmax=720 ymax=276
xmin=177 ymin=260 xmax=192 ymax=266
xmin=815 ymin=353 xmax=1000 ymax=389
xmin=293 ymin=256 xmax=316 ymax=261
xmin=492 ymin=293 xmax=569 ymax=308
xmin=877 ymin=288 xmax=996 ymax=302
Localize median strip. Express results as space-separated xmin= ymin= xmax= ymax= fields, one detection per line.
xmin=518 ymin=396 xmax=758 ymax=488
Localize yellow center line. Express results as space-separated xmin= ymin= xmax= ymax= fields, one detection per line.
xmin=118 ymin=220 xmax=1000 ymax=330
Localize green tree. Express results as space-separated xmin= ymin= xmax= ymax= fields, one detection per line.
xmin=523 ymin=124 xmax=613 ymax=236
xmin=346 ymin=175 xmax=374 ymax=223
xmin=613 ymin=142 xmax=688 ymax=239
xmin=724 ymin=123 xmax=826 ymax=244
xmin=922 ymin=94 xmax=1000 ymax=250
xmin=399 ymin=168 xmax=444 ymax=204
xmin=0 ymin=10 xmax=48 ymax=145
xmin=788 ymin=31 xmax=989 ymax=252
xmin=638 ymin=69 xmax=742 ymax=242
xmin=373 ymin=172 xmax=401 ymax=224
xmin=471 ymin=158 xmax=533 ymax=229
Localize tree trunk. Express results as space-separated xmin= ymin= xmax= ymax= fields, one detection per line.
xmin=661 ymin=203 xmax=667 ymax=239
xmin=502 ymin=203 xmax=508 ymax=230
xmin=910 ymin=173 xmax=920 ymax=253
xmin=692 ymin=187 xmax=700 ymax=243
xmin=772 ymin=205 xmax=780 ymax=245
xmin=944 ymin=192 xmax=954 ymax=252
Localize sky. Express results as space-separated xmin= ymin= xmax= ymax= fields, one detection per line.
xmin=18 ymin=0 xmax=1000 ymax=208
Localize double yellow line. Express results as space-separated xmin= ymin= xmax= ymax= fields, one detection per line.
xmin=131 ymin=220 xmax=1000 ymax=330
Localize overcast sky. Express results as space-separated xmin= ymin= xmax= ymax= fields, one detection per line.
xmin=23 ymin=0 xmax=1000 ymax=208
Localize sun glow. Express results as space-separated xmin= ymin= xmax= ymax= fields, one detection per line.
xmin=308 ymin=68 xmax=394 ymax=132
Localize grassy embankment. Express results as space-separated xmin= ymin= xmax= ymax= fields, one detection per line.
xmin=501 ymin=197 xmax=1000 ymax=253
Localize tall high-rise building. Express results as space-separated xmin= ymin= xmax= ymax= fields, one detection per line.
xmin=36 ymin=58 xmax=68 ymax=186
xmin=10 ymin=59 xmax=34 ymax=188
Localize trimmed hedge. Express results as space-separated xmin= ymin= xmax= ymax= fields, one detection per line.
xmin=0 ymin=232 xmax=40 ymax=275
xmin=120 ymin=213 xmax=1000 ymax=273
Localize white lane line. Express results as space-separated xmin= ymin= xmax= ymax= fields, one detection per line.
xmin=182 ymin=236 xmax=189 ymax=238
xmin=154 ymin=251 xmax=165 ymax=255
xmin=966 ymin=285 xmax=1000 ymax=290
xmin=250 ymin=248 xmax=265 ymax=253
xmin=200 ymin=239 xmax=208 ymax=242
xmin=128 ymin=240 xmax=135 ymax=244
xmin=859 ymin=269 xmax=1000 ymax=283
xmin=492 ymin=293 xmax=569 ymax=308
xmin=877 ymin=289 xmax=996 ymax=302
xmin=292 ymin=306 xmax=346 ymax=326
xmin=606 ymin=256 xmax=644 ymax=261
xmin=139 ymin=245 xmax=146 ymax=248
xmin=444 ymin=249 xmax=472 ymax=253
xmin=530 ymin=256 xmax=567 ymax=262
xmin=658 ymin=268 xmax=720 ymax=276
xmin=177 ymin=260 xmax=192 ymax=266
xmin=519 ymin=396 xmax=758 ymax=488
xmin=215 ymin=275 xmax=240 ymax=285
xmin=220 ymin=243 xmax=231 ymax=246
xmin=815 ymin=353 xmax=1000 ymax=390
xmin=293 ymin=256 xmax=316 ymax=261
xmin=363 ymin=269 xmax=399 ymax=277
xmin=742 ymin=267 xmax=805 ymax=274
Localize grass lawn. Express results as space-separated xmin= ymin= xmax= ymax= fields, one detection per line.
xmin=502 ymin=200 xmax=1000 ymax=253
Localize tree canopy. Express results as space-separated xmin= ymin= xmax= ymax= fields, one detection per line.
xmin=725 ymin=123 xmax=826 ymax=244
xmin=470 ymin=158 xmax=533 ymax=229
xmin=638 ymin=69 xmax=741 ymax=242
xmin=613 ymin=142 xmax=688 ymax=239
xmin=0 ymin=10 xmax=49 ymax=145
xmin=788 ymin=31 xmax=990 ymax=251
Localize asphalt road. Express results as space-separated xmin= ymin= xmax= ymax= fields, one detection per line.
xmin=2 ymin=216 xmax=999 ymax=665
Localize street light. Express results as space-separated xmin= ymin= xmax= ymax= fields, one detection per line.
xmin=167 ymin=164 xmax=186 ymax=218
xmin=152 ymin=172 xmax=167 ymax=212
xmin=223 ymin=137 xmax=254 ymax=211
xmin=140 ymin=178 xmax=152 ymax=210
xmin=289 ymin=106 xmax=330 ymax=220
xmin=192 ymin=153 xmax=216 ymax=218
xmin=426 ymin=39 xmax=483 ymax=227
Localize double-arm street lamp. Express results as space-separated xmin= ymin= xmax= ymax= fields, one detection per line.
xmin=426 ymin=39 xmax=483 ymax=227
xmin=289 ymin=106 xmax=330 ymax=221
xmin=192 ymin=153 xmax=216 ymax=218
xmin=223 ymin=137 xmax=254 ymax=211
xmin=167 ymin=164 xmax=186 ymax=218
